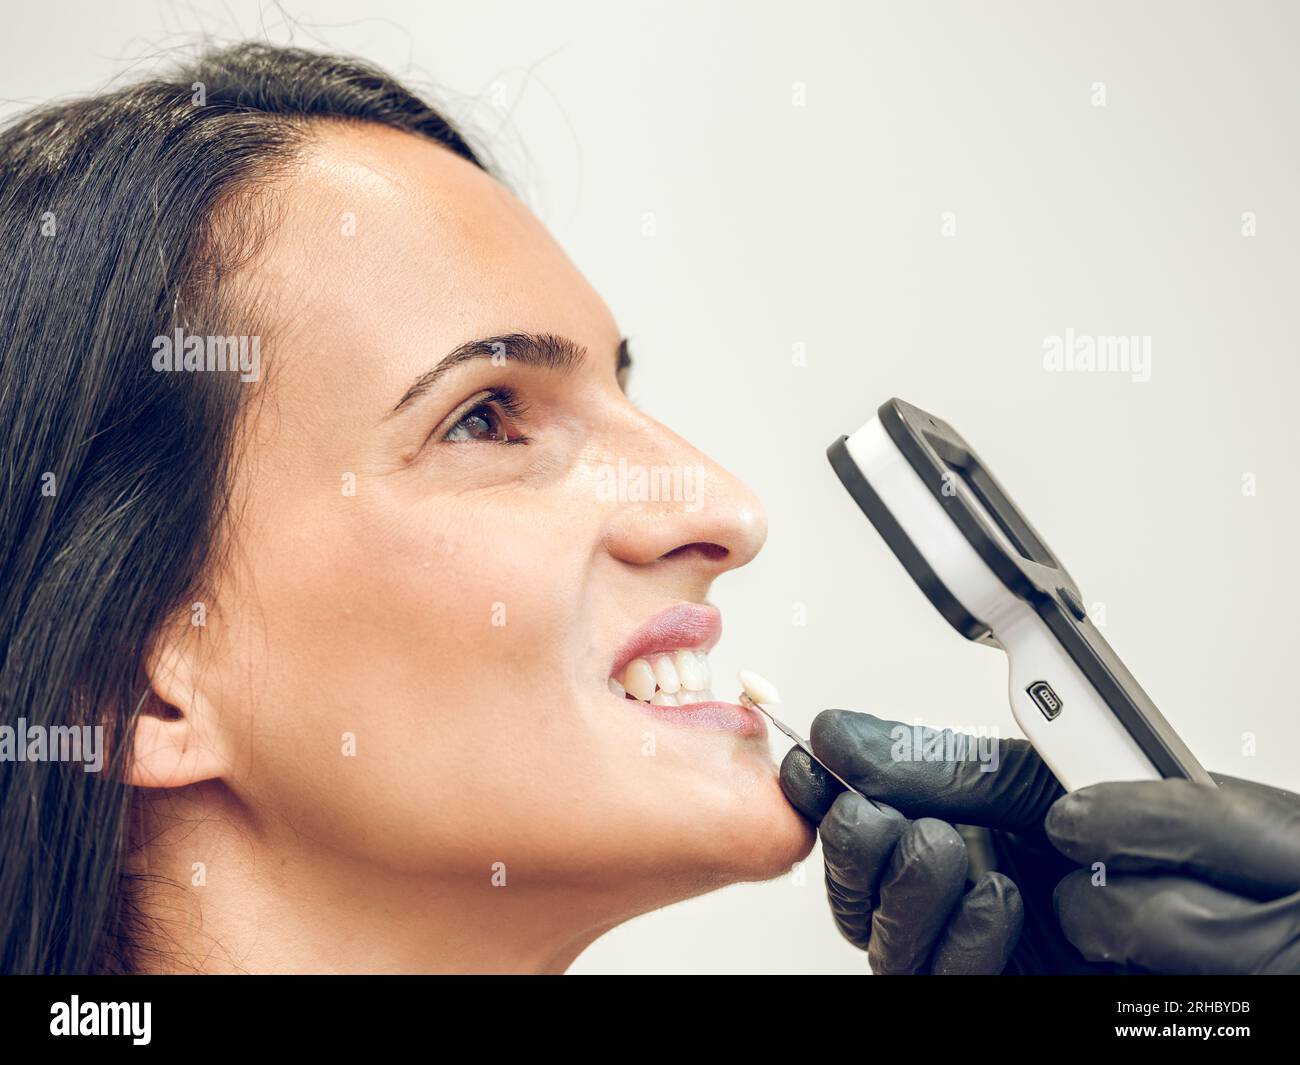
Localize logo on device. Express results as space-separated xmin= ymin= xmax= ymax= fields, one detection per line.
xmin=1027 ymin=681 xmax=1063 ymax=720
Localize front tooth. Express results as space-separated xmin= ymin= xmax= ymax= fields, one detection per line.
xmin=675 ymin=649 xmax=708 ymax=691
xmin=608 ymin=677 xmax=626 ymax=698
xmin=694 ymin=650 xmax=711 ymax=687
xmin=623 ymin=658 xmax=657 ymax=701
xmin=651 ymin=692 xmax=676 ymax=706
xmin=679 ymin=688 xmax=713 ymax=705
xmin=650 ymin=654 xmax=681 ymax=694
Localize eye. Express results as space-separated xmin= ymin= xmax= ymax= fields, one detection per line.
xmin=439 ymin=388 xmax=529 ymax=445
xmin=445 ymin=402 xmax=507 ymax=443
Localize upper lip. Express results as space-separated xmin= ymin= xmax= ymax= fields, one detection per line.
xmin=610 ymin=602 xmax=722 ymax=680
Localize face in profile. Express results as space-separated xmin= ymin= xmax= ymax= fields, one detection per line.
xmin=130 ymin=121 xmax=814 ymax=972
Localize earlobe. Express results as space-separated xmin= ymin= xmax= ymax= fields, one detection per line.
xmin=129 ymin=707 xmax=227 ymax=788
xmin=130 ymin=638 xmax=227 ymax=789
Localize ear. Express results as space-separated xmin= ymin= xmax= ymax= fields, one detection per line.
xmin=130 ymin=625 xmax=229 ymax=789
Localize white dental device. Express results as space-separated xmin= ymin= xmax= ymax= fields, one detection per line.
xmin=828 ymin=398 xmax=1214 ymax=792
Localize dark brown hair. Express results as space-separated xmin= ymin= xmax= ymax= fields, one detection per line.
xmin=0 ymin=42 xmax=486 ymax=973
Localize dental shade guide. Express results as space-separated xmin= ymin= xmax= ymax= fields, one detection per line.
xmin=737 ymin=672 xmax=867 ymax=799
xmin=826 ymin=398 xmax=1214 ymax=793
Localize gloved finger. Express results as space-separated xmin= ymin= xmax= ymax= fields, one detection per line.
xmin=1045 ymin=776 xmax=1300 ymax=899
xmin=868 ymin=818 xmax=969 ymax=974
xmin=1054 ymin=869 xmax=1300 ymax=974
xmin=817 ymin=791 xmax=908 ymax=947
xmin=779 ymin=746 xmax=842 ymax=823
xmin=810 ymin=709 xmax=1064 ymax=837
xmin=929 ymin=871 xmax=1024 ymax=975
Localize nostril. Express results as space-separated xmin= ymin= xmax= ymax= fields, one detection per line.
xmin=661 ymin=542 xmax=728 ymax=562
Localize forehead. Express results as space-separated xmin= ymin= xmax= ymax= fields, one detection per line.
xmin=243 ymin=121 xmax=616 ymax=413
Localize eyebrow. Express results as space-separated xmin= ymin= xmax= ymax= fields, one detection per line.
xmin=388 ymin=332 xmax=631 ymax=415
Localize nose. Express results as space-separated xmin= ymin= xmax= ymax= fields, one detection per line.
xmin=597 ymin=412 xmax=767 ymax=582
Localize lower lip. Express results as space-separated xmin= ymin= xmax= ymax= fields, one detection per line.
xmin=618 ymin=698 xmax=768 ymax=739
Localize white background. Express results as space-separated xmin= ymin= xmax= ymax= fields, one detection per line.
xmin=6 ymin=0 xmax=1296 ymax=974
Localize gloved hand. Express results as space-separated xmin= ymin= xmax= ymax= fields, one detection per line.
xmin=779 ymin=709 xmax=1043 ymax=974
xmin=1047 ymin=772 xmax=1300 ymax=973
xmin=781 ymin=708 xmax=1300 ymax=974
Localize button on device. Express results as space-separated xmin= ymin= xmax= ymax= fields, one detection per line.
xmin=1058 ymin=587 xmax=1088 ymax=622
xmin=1027 ymin=680 xmax=1063 ymax=720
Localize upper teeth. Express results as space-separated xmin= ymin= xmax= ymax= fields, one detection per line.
xmin=609 ymin=649 xmax=714 ymax=705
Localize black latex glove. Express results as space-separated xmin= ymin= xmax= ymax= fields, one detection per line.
xmin=782 ymin=708 xmax=1300 ymax=974
xmin=1047 ymin=773 xmax=1300 ymax=972
xmin=779 ymin=710 xmax=1040 ymax=973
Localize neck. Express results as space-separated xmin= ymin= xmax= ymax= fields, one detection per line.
xmin=124 ymin=783 xmax=626 ymax=974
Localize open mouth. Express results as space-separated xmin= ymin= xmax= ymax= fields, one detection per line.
xmin=607 ymin=603 xmax=765 ymax=738
xmin=608 ymin=648 xmax=716 ymax=705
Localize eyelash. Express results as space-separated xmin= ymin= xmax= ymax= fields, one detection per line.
xmin=438 ymin=387 xmax=531 ymax=446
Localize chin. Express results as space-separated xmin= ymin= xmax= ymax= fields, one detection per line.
xmin=729 ymin=791 xmax=817 ymax=882
xmin=567 ymin=769 xmax=814 ymax=917
xmin=673 ymin=775 xmax=818 ymax=892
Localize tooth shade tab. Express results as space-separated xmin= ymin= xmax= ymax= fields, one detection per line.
xmin=738 ymin=670 xmax=780 ymax=706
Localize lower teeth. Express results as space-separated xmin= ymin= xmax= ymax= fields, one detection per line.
xmin=613 ymin=686 xmax=716 ymax=706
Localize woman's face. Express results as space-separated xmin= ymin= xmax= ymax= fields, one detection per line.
xmin=169 ymin=123 xmax=812 ymax=916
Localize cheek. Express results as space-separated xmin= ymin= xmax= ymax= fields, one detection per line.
xmin=208 ymin=488 xmax=605 ymax=871
xmin=250 ymin=484 xmax=587 ymax=696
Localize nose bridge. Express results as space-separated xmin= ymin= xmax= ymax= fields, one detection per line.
xmin=597 ymin=404 xmax=767 ymax=571
xmin=627 ymin=404 xmax=708 ymax=483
